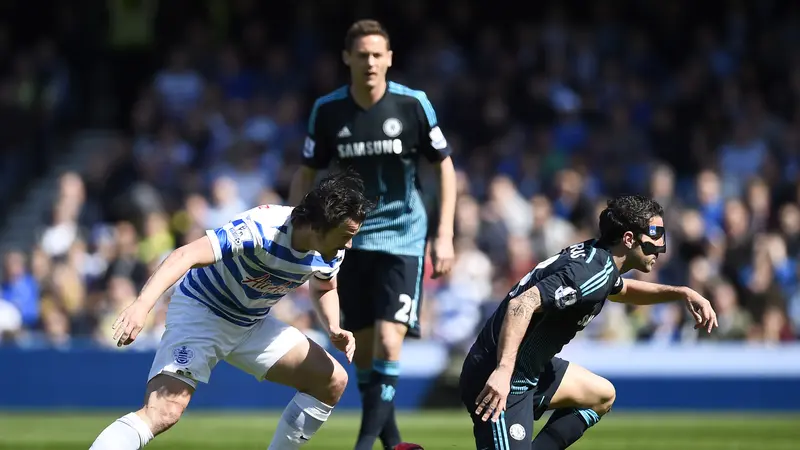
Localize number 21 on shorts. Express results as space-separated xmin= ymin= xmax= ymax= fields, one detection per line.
xmin=395 ymin=293 xmax=418 ymax=325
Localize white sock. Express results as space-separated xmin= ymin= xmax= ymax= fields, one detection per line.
xmin=267 ymin=393 xmax=334 ymax=449
xmin=90 ymin=412 xmax=154 ymax=450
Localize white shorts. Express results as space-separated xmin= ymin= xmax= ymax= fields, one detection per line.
xmin=148 ymin=293 xmax=307 ymax=388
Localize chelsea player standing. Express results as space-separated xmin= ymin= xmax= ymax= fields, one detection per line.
xmin=289 ymin=19 xmax=457 ymax=450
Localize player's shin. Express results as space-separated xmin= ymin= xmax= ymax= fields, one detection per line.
xmin=530 ymin=408 xmax=602 ymax=450
xmin=267 ymin=393 xmax=334 ymax=450
xmin=90 ymin=412 xmax=154 ymax=450
xmin=357 ymin=366 xmax=401 ymax=449
xmin=355 ymin=359 xmax=401 ymax=450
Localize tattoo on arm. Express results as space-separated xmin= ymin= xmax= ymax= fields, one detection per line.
xmin=496 ymin=286 xmax=541 ymax=370
xmin=508 ymin=288 xmax=541 ymax=319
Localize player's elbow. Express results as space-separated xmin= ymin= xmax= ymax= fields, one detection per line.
xmin=309 ymin=276 xmax=336 ymax=296
xmin=180 ymin=236 xmax=217 ymax=269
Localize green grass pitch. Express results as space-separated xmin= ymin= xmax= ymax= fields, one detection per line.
xmin=1 ymin=410 xmax=798 ymax=449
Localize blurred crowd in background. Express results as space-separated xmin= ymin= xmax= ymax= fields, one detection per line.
xmin=1 ymin=0 xmax=800 ymax=354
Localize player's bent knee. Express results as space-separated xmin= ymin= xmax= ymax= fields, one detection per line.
xmin=139 ymin=374 xmax=194 ymax=435
xmin=268 ymin=337 xmax=348 ymax=406
xmin=329 ymin=362 xmax=349 ymax=401
xmin=592 ymin=377 xmax=616 ymax=416
xmin=305 ymin=356 xmax=348 ymax=406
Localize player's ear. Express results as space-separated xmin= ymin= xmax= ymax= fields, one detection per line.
xmin=622 ymin=231 xmax=635 ymax=249
xmin=342 ymin=50 xmax=351 ymax=67
xmin=387 ymin=50 xmax=393 ymax=68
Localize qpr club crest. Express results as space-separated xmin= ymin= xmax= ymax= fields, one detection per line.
xmin=383 ymin=118 xmax=403 ymax=138
xmin=173 ymin=345 xmax=195 ymax=366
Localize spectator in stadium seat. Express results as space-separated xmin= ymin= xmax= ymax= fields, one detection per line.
xmin=216 ymin=45 xmax=256 ymax=100
xmin=171 ymin=193 xmax=209 ymax=245
xmin=153 ymin=47 xmax=204 ymax=121
xmin=454 ymin=195 xmax=481 ymax=243
xmin=763 ymin=234 xmax=798 ymax=299
xmin=760 ymin=304 xmax=795 ymax=343
xmin=138 ymin=211 xmax=176 ymax=266
xmin=721 ymin=199 xmax=753 ymax=291
xmin=530 ymin=194 xmax=575 ymax=261
xmin=211 ymin=141 xmax=268 ymax=207
xmin=740 ymin=236 xmax=786 ymax=322
xmin=778 ymin=126 xmax=800 ymax=184
xmin=1 ymin=250 xmax=40 ymax=329
xmin=701 ymin=280 xmax=752 ymax=341
xmin=57 ymin=172 xmax=102 ymax=229
xmin=550 ymin=169 xmax=594 ymax=229
xmin=104 ymin=222 xmax=149 ymax=290
xmin=39 ymin=198 xmax=82 ymax=258
xmin=429 ymin=240 xmax=490 ymax=353
xmin=486 ymin=176 xmax=531 ymax=238
xmin=648 ymin=163 xmax=684 ymax=233
xmin=0 ymin=296 xmax=22 ymax=342
xmin=779 ymin=203 xmax=800 ymax=257
xmin=694 ymin=170 xmax=725 ymax=230
xmin=40 ymin=302 xmax=71 ymax=347
xmin=205 ymin=176 xmax=247 ymax=229
xmin=677 ymin=209 xmax=711 ymax=264
xmin=718 ymin=120 xmax=769 ymax=198
xmin=744 ymin=177 xmax=772 ymax=232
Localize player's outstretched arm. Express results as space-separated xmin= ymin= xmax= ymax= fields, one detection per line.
xmin=608 ymin=278 xmax=718 ymax=333
xmin=112 ymin=236 xmax=217 ymax=346
xmin=309 ymin=275 xmax=355 ymax=362
xmin=475 ymin=286 xmax=543 ymax=422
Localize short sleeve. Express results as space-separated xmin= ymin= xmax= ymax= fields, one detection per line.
xmin=535 ymin=266 xmax=583 ymax=310
xmin=609 ymin=272 xmax=624 ymax=295
xmin=535 ymin=258 xmax=618 ymax=309
xmin=206 ymin=214 xmax=264 ymax=261
xmin=313 ymin=250 xmax=345 ymax=280
xmin=412 ymin=92 xmax=452 ymax=163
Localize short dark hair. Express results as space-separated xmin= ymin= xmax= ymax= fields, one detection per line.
xmin=292 ymin=170 xmax=373 ymax=232
xmin=597 ymin=195 xmax=664 ymax=246
xmin=344 ymin=19 xmax=390 ymax=52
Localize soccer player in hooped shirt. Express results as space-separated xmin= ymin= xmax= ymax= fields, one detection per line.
xmin=90 ymin=171 xmax=372 ymax=450
xmin=460 ymin=196 xmax=719 ymax=450
xmin=289 ymin=19 xmax=457 ymax=450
